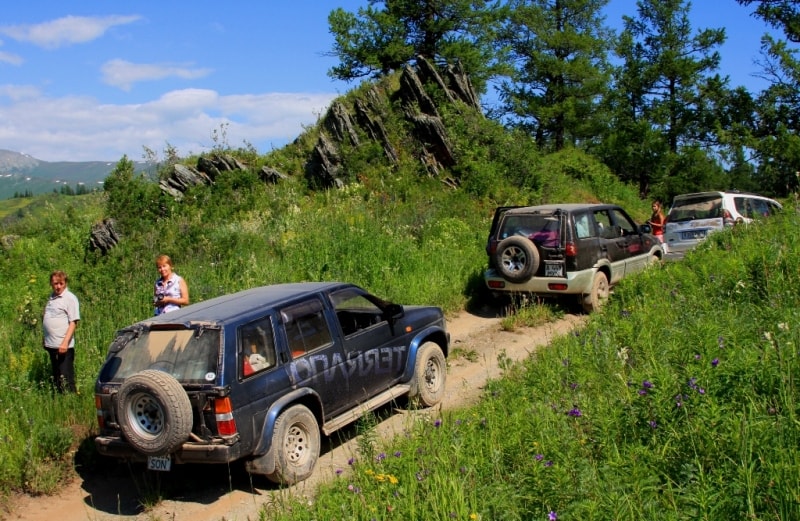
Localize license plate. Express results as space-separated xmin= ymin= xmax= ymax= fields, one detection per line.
xmin=545 ymin=262 xmax=564 ymax=277
xmin=681 ymin=230 xmax=706 ymax=240
xmin=147 ymin=455 xmax=172 ymax=471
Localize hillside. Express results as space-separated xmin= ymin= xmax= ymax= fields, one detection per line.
xmin=0 ymin=149 xmax=150 ymax=199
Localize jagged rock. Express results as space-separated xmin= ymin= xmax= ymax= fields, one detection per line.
xmin=197 ymin=154 xmax=247 ymax=181
xmin=306 ymin=133 xmax=342 ymax=188
xmin=0 ymin=234 xmax=19 ymax=251
xmin=400 ymin=65 xmax=439 ymax=117
xmin=416 ymin=56 xmax=458 ymax=106
xmin=324 ymin=101 xmax=360 ymax=147
xmin=410 ymin=113 xmax=455 ymax=171
xmin=160 ymin=163 xmax=213 ymax=198
xmin=355 ymin=99 xmax=398 ymax=164
xmin=445 ymin=60 xmax=481 ymax=110
xmin=88 ymin=218 xmax=120 ymax=255
xmin=259 ymin=166 xmax=289 ymax=184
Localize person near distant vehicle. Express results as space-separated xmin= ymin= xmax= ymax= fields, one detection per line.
xmin=42 ymin=270 xmax=80 ymax=393
xmin=153 ymin=254 xmax=189 ymax=316
xmin=648 ymin=200 xmax=666 ymax=242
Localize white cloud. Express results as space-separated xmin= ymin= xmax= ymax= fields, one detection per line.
xmin=0 ymin=15 xmax=141 ymax=49
xmin=101 ymin=59 xmax=213 ymax=91
xmin=0 ymin=87 xmax=337 ymax=161
xmin=0 ymin=50 xmax=23 ymax=66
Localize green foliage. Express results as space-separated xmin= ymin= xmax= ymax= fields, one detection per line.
xmin=266 ymin=205 xmax=800 ymax=521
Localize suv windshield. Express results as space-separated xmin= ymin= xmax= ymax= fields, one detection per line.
xmin=668 ymin=195 xmax=723 ymax=222
xmin=498 ymin=213 xmax=561 ymax=247
xmin=99 ymin=327 xmax=221 ymax=384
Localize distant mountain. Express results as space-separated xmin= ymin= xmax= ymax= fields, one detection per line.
xmin=0 ymin=149 xmax=149 ymax=199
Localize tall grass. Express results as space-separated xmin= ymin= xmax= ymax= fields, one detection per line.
xmin=262 ymin=208 xmax=800 ymax=520
xmin=0 ymin=147 xmax=649 ymax=498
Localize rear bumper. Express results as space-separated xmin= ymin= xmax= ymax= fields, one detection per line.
xmin=484 ymin=268 xmax=595 ymax=295
xmin=95 ymin=435 xmax=242 ymax=464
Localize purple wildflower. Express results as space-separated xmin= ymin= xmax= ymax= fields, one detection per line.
xmin=434 ymin=419 xmax=442 ymax=428
xmin=567 ymin=407 xmax=582 ymax=417
xmin=695 ymin=354 xmax=701 ymax=361
xmin=545 ymin=460 xmax=553 ymax=467
xmin=642 ymin=380 xmax=653 ymax=389
xmin=549 ymin=511 xmax=558 ymax=520
xmin=335 ymin=469 xmax=343 ymax=475
xmin=348 ymin=457 xmax=355 ymax=466
xmin=394 ymin=451 xmax=402 ymax=458
xmin=638 ymin=389 xmax=647 ymax=396
xmin=649 ymin=420 xmax=658 ymax=429
xmin=376 ymin=452 xmax=386 ymax=462
xmin=535 ymin=454 xmax=544 ymax=461
xmin=711 ymin=358 xmax=719 ymax=367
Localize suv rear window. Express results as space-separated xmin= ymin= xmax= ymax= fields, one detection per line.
xmin=100 ymin=328 xmax=222 ymax=384
xmin=668 ymin=194 xmax=723 ymax=222
xmin=498 ymin=213 xmax=561 ymax=247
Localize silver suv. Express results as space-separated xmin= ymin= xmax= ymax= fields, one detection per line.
xmin=663 ymin=191 xmax=782 ymax=255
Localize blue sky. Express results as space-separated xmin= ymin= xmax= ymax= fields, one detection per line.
xmin=0 ymin=0 xmax=786 ymax=162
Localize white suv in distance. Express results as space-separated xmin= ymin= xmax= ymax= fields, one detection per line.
xmin=663 ymin=191 xmax=782 ymax=255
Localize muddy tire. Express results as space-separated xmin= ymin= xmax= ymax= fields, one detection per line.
xmin=494 ymin=236 xmax=540 ymax=283
xmin=266 ymin=405 xmax=320 ymax=485
xmin=582 ymin=271 xmax=609 ymax=314
xmin=410 ymin=342 xmax=446 ymax=407
xmin=116 ymin=370 xmax=193 ymax=456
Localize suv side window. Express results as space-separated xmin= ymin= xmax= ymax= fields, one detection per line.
xmin=329 ymin=288 xmax=385 ymax=337
xmin=609 ymin=208 xmax=637 ymax=236
xmin=574 ymin=213 xmax=593 ymax=239
xmin=593 ymin=210 xmax=614 ymax=239
xmin=281 ymin=299 xmax=333 ymax=358
xmin=239 ymin=317 xmax=277 ymax=378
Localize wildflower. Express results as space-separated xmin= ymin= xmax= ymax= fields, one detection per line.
xmin=434 ymin=419 xmax=442 ymax=428
xmin=348 ymin=457 xmax=355 ymax=466
xmin=694 ymin=354 xmax=701 ymax=361
xmin=376 ymin=452 xmax=386 ymax=462
xmin=545 ymin=460 xmax=553 ymax=467
xmin=549 ymin=511 xmax=558 ymax=520
xmin=535 ymin=454 xmax=544 ymax=461
xmin=470 ymin=514 xmax=478 ymax=520
xmin=335 ymin=469 xmax=343 ymax=476
xmin=394 ymin=451 xmax=402 ymax=458
xmin=621 ymin=309 xmax=631 ymax=318
xmin=711 ymin=358 xmax=719 ymax=367
xmin=642 ymin=380 xmax=653 ymax=389
xmin=649 ymin=420 xmax=658 ymax=429
xmin=779 ymin=323 xmax=789 ymax=331
xmin=570 ymin=382 xmax=579 ymax=390
xmin=638 ymin=389 xmax=647 ymax=396
xmin=568 ymin=407 xmax=582 ymax=417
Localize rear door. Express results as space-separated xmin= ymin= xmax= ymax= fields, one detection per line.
xmin=278 ymin=298 xmax=350 ymax=417
xmin=608 ymin=207 xmax=650 ymax=274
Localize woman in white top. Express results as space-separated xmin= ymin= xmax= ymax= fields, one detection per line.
xmin=153 ymin=254 xmax=189 ymax=315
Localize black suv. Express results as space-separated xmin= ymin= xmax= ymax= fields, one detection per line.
xmin=484 ymin=204 xmax=662 ymax=312
xmin=94 ymin=282 xmax=449 ymax=484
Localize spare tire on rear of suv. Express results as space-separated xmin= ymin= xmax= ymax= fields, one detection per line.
xmin=115 ymin=369 xmax=193 ymax=456
xmin=494 ymin=236 xmax=540 ymax=283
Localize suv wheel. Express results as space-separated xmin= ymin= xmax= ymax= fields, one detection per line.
xmin=267 ymin=405 xmax=320 ymax=485
xmin=410 ymin=342 xmax=446 ymax=407
xmin=494 ymin=236 xmax=540 ymax=283
xmin=116 ymin=370 xmax=193 ymax=456
xmin=582 ymin=271 xmax=609 ymax=313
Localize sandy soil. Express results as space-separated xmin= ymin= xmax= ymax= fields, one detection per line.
xmin=3 ymin=307 xmax=586 ymax=521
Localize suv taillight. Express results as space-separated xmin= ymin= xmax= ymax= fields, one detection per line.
xmin=565 ymin=241 xmax=577 ymax=257
xmin=214 ymin=397 xmax=238 ymax=436
xmin=94 ymin=394 xmax=106 ymax=429
xmin=723 ymin=209 xmax=734 ymax=227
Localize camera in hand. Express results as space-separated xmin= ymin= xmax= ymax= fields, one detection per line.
xmin=154 ymin=293 xmax=165 ymax=305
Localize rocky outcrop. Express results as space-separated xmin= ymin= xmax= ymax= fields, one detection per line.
xmin=87 ymin=218 xmax=120 ymax=255
xmin=304 ymin=56 xmax=480 ymax=188
xmin=159 ymin=153 xmax=285 ymax=199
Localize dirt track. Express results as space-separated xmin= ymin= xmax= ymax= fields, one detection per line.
xmin=4 ymin=308 xmax=586 ymax=521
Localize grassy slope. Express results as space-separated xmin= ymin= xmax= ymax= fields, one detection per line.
xmin=0 ymin=73 xmax=656 ymax=499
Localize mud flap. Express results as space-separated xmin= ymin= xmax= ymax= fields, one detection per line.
xmin=245 ymin=448 xmax=276 ymax=476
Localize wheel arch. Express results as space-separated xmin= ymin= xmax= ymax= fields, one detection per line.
xmin=250 ymin=388 xmax=323 ymax=457
xmin=401 ymin=326 xmax=449 ymax=382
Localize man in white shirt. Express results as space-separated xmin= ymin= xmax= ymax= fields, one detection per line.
xmin=43 ymin=270 xmax=80 ymax=393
